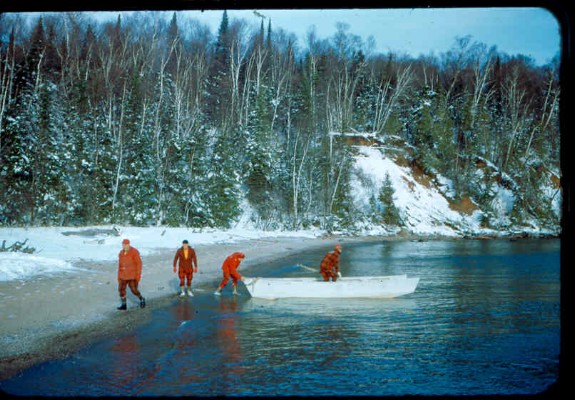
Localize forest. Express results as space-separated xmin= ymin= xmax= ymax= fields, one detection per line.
xmin=0 ymin=11 xmax=561 ymax=231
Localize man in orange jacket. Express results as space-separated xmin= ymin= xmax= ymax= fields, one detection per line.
xmin=117 ymin=239 xmax=145 ymax=310
xmin=173 ymin=239 xmax=198 ymax=297
xmin=320 ymin=244 xmax=342 ymax=282
xmin=214 ymin=252 xmax=247 ymax=295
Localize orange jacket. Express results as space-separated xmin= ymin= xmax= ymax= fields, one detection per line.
xmin=222 ymin=252 xmax=244 ymax=277
xmin=118 ymin=247 xmax=142 ymax=282
xmin=173 ymin=247 xmax=198 ymax=271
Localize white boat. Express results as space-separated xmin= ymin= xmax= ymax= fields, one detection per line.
xmin=242 ymin=274 xmax=419 ymax=300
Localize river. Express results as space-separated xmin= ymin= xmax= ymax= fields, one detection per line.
xmin=0 ymin=238 xmax=560 ymax=396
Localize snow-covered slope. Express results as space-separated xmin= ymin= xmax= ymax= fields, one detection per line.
xmin=351 ymin=146 xmax=479 ymax=236
xmin=349 ymin=143 xmax=561 ymax=237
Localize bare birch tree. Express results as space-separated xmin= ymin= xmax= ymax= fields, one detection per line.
xmin=371 ymin=64 xmax=413 ymax=134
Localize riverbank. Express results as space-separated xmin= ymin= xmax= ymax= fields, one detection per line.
xmin=0 ymin=231 xmax=560 ymax=381
xmin=0 ymin=235 xmax=361 ymax=380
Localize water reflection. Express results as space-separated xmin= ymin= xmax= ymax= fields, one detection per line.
xmin=215 ymin=296 xmax=245 ymax=390
xmin=246 ymin=296 xmax=417 ymax=316
xmin=170 ymin=300 xmax=202 ymax=387
xmin=108 ymin=334 xmax=143 ymax=394
xmin=172 ymin=297 xmax=195 ymax=322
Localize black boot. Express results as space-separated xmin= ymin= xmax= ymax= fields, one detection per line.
xmin=139 ymin=296 xmax=146 ymax=308
xmin=117 ymin=298 xmax=127 ymax=310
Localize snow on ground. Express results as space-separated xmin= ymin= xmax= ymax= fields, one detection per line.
xmin=351 ymin=146 xmax=481 ymax=236
xmin=0 ymin=253 xmax=80 ymax=281
xmin=0 ymin=225 xmax=321 ymax=282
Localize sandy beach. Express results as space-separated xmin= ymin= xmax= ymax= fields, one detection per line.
xmin=0 ymin=235 xmax=356 ymax=380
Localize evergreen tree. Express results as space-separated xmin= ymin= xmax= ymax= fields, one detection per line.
xmin=207 ymin=129 xmax=241 ymax=227
xmin=117 ymin=75 xmax=159 ymax=225
xmin=379 ymin=173 xmax=401 ymax=226
xmin=165 ymin=12 xmax=180 ymax=77
xmin=245 ymin=84 xmax=275 ymax=222
xmin=1 ymin=17 xmax=47 ymax=223
xmin=206 ymin=10 xmax=231 ymax=125
xmin=0 ymin=108 xmax=35 ymax=223
xmin=32 ymin=80 xmax=72 ymax=225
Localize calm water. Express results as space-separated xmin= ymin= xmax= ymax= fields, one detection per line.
xmin=1 ymin=239 xmax=560 ymax=396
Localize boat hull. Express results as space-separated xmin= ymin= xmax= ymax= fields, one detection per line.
xmin=243 ymin=275 xmax=419 ymax=299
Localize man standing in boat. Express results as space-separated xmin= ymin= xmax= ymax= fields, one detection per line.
xmin=117 ymin=238 xmax=146 ymax=310
xmin=173 ymin=239 xmax=198 ymax=297
xmin=320 ymin=244 xmax=342 ymax=282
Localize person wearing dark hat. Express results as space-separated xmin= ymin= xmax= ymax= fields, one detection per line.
xmin=173 ymin=239 xmax=198 ymax=297
xmin=117 ymin=239 xmax=145 ymax=310
xmin=320 ymin=244 xmax=342 ymax=282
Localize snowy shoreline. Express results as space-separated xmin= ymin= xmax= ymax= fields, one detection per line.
xmin=0 ymin=226 xmax=559 ymax=381
xmin=0 ymin=230 xmax=353 ymax=381
xmin=0 ymin=224 xmax=559 ymax=280
xmin=0 ymin=225 xmax=322 ymax=281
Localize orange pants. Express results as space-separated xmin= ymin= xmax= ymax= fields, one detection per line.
xmin=118 ymin=279 xmax=141 ymax=298
xmin=178 ymin=269 xmax=193 ymax=287
xmin=321 ymin=270 xmax=338 ymax=282
xmin=219 ymin=270 xmax=241 ymax=289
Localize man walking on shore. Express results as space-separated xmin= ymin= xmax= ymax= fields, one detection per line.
xmin=117 ymin=239 xmax=145 ymax=310
xmin=320 ymin=244 xmax=342 ymax=282
xmin=173 ymin=239 xmax=198 ymax=297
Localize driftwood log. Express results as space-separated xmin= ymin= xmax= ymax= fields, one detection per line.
xmin=0 ymin=239 xmax=36 ymax=254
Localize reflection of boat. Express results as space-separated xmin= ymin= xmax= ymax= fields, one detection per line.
xmin=243 ymin=275 xmax=419 ymax=300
